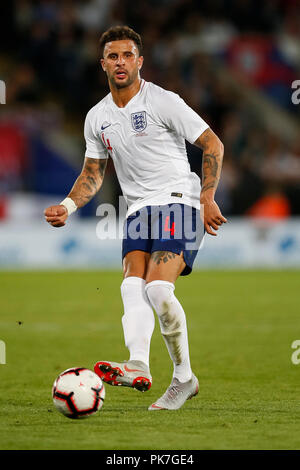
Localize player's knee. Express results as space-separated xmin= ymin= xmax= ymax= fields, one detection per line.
xmin=122 ymin=251 xmax=149 ymax=279
xmin=145 ymin=280 xmax=174 ymax=315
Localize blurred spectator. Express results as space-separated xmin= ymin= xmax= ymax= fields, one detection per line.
xmin=7 ymin=63 xmax=41 ymax=104
xmin=0 ymin=122 xmax=28 ymax=195
xmin=226 ymin=34 xmax=297 ymax=109
xmin=247 ymin=185 xmax=291 ymax=220
xmin=76 ymin=0 xmax=117 ymax=32
xmin=259 ymin=134 xmax=300 ymax=184
xmin=277 ymin=3 xmax=300 ymax=70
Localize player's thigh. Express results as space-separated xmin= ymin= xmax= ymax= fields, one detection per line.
xmin=123 ymin=250 xmax=151 ymax=279
xmin=145 ymin=250 xmax=186 ymax=284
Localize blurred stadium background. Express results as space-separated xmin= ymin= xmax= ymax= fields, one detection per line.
xmin=0 ymin=0 xmax=300 ymax=269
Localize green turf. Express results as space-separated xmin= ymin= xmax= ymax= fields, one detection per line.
xmin=0 ymin=270 xmax=299 ymax=450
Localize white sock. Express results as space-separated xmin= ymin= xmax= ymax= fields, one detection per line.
xmin=121 ymin=276 xmax=155 ymax=367
xmin=145 ymin=280 xmax=192 ymax=383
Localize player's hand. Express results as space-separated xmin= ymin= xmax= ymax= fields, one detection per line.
xmin=44 ymin=205 xmax=68 ymax=227
xmin=200 ymin=199 xmax=227 ymax=236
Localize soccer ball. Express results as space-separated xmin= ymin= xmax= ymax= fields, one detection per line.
xmin=52 ymin=367 xmax=105 ymax=419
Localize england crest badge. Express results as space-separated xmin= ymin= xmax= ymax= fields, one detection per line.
xmin=131 ymin=111 xmax=147 ymax=132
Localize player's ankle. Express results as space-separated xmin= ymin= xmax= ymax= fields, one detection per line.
xmin=173 ymin=372 xmax=193 ymax=383
xmin=129 ymin=357 xmax=150 ymax=368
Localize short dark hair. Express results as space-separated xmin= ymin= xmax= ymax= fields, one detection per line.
xmin=100 ymin=25 xmax=143 ymax=57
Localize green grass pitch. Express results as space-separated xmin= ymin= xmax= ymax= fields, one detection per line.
xmin=0 ymin=270 xmax=299 ymax=450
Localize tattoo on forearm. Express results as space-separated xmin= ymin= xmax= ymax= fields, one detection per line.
xmin=87 ymin=175 xmax=97 ymax=189
xmin=201 ymin=181 xmax=217 ymax=192
xmin=202 ymin=152 xmax=220 ymax=192
xmin=68 ymin=158 xmax=107 ymax=208
xmin=195 ymin=128 xmax=224 ymax=195
xmin=151 ymin=251 xmax=177 ymax=265
xmin=203 ymin=153 xmax=218 ymax=177
xmin=82 ymin=181 xmax=95 ymax=193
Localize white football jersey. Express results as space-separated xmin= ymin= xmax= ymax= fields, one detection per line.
xmin=84 ymin=80 xmax=209 ymax=216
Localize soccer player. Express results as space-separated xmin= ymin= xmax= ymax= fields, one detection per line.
xmin=44 ymin=26 xmax=227 ymax=411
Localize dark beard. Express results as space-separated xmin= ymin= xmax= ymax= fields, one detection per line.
xmin=108 ymin=72 xmax=136 ymax=89
xmin=114 ymin=81 xmax=131 ymax=89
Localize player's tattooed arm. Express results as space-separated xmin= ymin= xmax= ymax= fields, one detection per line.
xmin=194 ymin=128 xmax=227 ymax=236
xmin=67 ymin=157 xmax=107 ymax=208
xmin=44 ymin=157 xmax=107 ymax=227
xmin=195 ymin=128 xmax=223 ymax=197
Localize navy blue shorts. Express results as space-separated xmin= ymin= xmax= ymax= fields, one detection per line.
xmin=122 ymin=204 xmax=204 ymax=276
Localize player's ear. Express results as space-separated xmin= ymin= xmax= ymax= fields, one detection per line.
xmin=100 ymin=58 xmax=106 ymax=72
xmin=138 ymin=56 xmax=144 ymax=70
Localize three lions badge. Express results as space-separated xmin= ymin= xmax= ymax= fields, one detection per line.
xmin=131 ymin=111 xmax=147 ymax=132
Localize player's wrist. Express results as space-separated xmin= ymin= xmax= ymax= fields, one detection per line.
xmin=59 ymin=197 xmax=77 ymax=216
xmin=200 ymin=192 xmax=215 ymax=204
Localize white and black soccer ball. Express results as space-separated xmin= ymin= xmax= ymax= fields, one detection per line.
xmin=52 ymin=367 xmax=105 ymax=419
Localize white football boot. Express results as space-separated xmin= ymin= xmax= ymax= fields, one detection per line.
xmin=148 ymin=374 xmax=199 ymax=410
xmin=94 ymin=360 xmax=152 ymax=392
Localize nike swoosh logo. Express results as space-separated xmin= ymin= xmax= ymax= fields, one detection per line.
xmin=124 ymin=364 xmax=145 ymax=373
xmin=101 ymin=123 xmax=111 ymax=130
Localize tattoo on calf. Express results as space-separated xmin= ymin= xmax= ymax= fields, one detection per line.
xmin=152 ymin=251 xmax=177 ymax=265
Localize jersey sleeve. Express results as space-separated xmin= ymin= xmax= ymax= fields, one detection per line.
xmin=152 ymin=88 xmax=209 ymax=144
xmin=84 ymin=109 xmax=108 ymax=159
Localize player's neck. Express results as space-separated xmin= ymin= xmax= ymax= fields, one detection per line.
xmin=110 ymin=78 xmax=142 ymax=108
